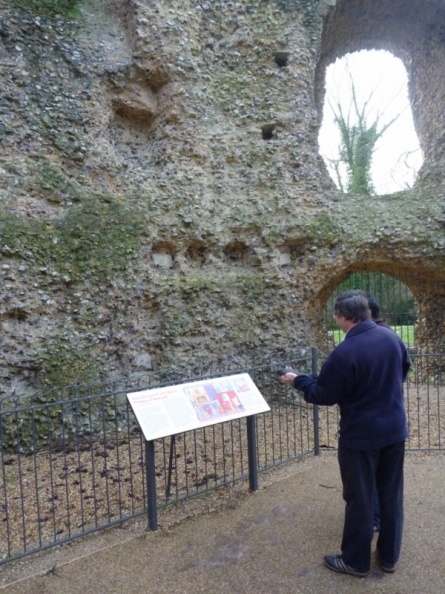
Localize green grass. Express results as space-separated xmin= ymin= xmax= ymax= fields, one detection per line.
xmin=329 ymin=325 xmax=415 ymax=347
xmin=329 ymin=329 xmax=345 ymax=345
xmin=391 ymin=325 xmax=415 ymax=346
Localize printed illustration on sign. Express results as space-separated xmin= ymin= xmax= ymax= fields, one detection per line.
xmin=184 ymin=377 xmax=246 ymax=421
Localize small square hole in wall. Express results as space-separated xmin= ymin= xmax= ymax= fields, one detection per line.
xmin=5 ymin=308 xmax=27 ymax=321
xmin=224 ymin=240 xmax=250 ymax=263
xmin=186 ymin=240 xmax=208 ymax=265
xmin=274 ymin=51 xmax=289 ymax=68
xmin=261 ymin=123 xmax=276 ymax=140
xmin=152 ymin=240 xmax=176 ymax=268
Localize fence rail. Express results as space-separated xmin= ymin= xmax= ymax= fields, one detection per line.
xmin=1 ymin=350 xmax=443 ymax=564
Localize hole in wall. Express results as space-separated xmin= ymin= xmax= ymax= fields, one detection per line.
xmin=4 ymin=308 xmax=28 ymax=322
xmin=152 ymin=241 xmax=175 ymax=253
xmin=152 ymin=241 xmax=176 ymax=268
xmin=277 ymin=239 xmax=309 ymax=264
xmin=186 ymin=240 xmax=208 ymax=265
xmin=318 ymin=50 xmax=423 ymax=195
xmin=224 ymin=240 xmax=250 ymax=264
xmin=113 ymin=103 xmax=156 ymax=128
xmin=261 ymin=123 xmax=276 ymax=140
xmin=107 ymin=70 xmax=171 ymax=160
xmin=274 ymin=51 xmax=289 ymax=68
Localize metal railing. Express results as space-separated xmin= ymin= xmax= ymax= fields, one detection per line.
xmin=0 ymin=350 xmax=443 ymax=564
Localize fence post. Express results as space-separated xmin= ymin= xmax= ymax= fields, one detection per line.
xmin=311 ymin=347 xmax=320 ymax=456
xmin=246 ymin=415 xmax=258 ymax=491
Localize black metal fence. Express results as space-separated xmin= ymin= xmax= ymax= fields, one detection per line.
xmin=1 ymin=350 xmax=443 ymax=564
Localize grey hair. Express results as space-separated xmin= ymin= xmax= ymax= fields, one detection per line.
xmin=333 ymin=290 xmax=371 ymax=323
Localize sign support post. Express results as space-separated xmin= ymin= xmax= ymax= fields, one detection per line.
xmin=246 ymin=415 xmax=258 ymax=492
xmin=145 ymin=439 xmax=158 ymax=531
xmin=165 ymin=435 xmax=176 ymax=499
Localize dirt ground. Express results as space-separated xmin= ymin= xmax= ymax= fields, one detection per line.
xmin=1 ymin=450 xmax=444 ymax=594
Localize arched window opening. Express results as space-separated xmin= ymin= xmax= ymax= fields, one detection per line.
xmin=318 ymin=50 xmax=423 ymax=196
xmin=324 ymin=272 xmax=416 ymax=348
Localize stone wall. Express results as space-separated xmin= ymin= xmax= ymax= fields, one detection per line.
xmin=0 ymin=0 xmax=444 ymax=394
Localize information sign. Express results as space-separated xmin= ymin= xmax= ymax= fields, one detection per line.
xmin=127 ymin=373 xmax=270 ymax=441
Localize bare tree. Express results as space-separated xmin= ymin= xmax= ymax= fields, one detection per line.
xmin=389 ymin=147 xmax=423 ymax=191
xmin=326 ymin=73 xmax=401 ymax=195
xmin=320 ymin=52 xmax=422 ymax=195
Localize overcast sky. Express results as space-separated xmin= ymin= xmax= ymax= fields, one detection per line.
xmin=318 ymin=50 xmax=423 ymax=195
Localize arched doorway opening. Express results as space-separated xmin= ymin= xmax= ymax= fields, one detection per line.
xmin=324 ymin=271 xmax=416 ymax=349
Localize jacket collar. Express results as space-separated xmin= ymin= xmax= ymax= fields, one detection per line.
xmin=345 ymin=319 xmax=377 ymax=338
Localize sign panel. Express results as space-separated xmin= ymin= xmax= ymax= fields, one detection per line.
xmin=127 ymin=373 xmax=270 ymax=441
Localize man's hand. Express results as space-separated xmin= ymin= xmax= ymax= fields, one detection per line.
xmin=277 ymin=367 xmax=298 ymax=384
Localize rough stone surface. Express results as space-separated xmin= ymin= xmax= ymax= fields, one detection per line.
xmin=0 ymin=0 xmax=445 ymax=394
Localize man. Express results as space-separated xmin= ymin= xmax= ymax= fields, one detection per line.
xmin=280 ymin=290 xmax=410 ymax=577
xmin=367 ymin=293 xmax=390 ymax=532
xmin=367 ymin=294 xmax=390 ymax=328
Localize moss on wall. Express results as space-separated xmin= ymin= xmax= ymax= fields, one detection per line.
xmin=37 ymin=334 xmax=101 ymax=389
xmin=21 ymin=161 xmax=86 ymax=203
xmin=9 ymin=0 xmax=82 ymax=18
xmin=0 ymin=197 xmax=144 ymax=283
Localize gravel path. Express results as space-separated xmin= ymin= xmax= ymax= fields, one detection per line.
xmin=1 ymin=450 xmax=444 ymax=594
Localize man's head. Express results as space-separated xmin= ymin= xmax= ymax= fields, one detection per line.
xmin=333 ymin=290 xmax=371 ymax=324
xmin=367 ymin=295 xmax=381 ymax=320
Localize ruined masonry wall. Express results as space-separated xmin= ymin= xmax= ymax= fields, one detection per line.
xmin=0 ymin=0 xmax=444 ymax=394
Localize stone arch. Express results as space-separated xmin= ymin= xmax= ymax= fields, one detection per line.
xmin=315 ymin=0 xmax=445 ymax=173
xmin=322 ymin=271 xmax=416 ymax=348
xmin=306 ymin=261 xmax=445 ymax=354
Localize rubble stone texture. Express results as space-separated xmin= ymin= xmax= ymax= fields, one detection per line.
xmin=0 ymin=0 xmax=445 ymax=395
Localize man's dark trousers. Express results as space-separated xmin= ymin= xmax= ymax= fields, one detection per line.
xmin=338 ymin=440 xmax=405 ymax=573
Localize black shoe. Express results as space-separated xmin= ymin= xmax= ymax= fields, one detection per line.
xmin=377 ymin=553 xmax=396 ymax=573
xmin=323 ymin=555 xmax=369 ymax=578
xmin=379 ymin=559 xmax=396 ymax=573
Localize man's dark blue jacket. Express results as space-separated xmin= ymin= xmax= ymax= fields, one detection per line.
xmin=294 ymin=319 xmax=410 ymax=449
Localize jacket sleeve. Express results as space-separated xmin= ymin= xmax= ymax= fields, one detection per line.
xmin=293 ymin=356 xmax=351 ymax=406
xmin=402 ymin=352 xmax=411 ymax=382
xmin=398 ymin=338 xmax=411 ymax=382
